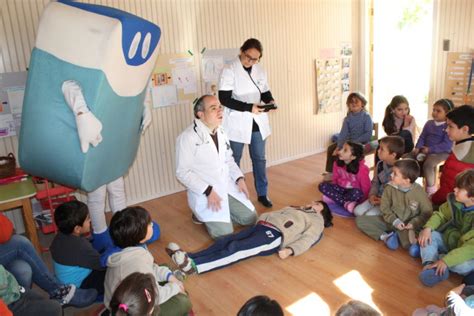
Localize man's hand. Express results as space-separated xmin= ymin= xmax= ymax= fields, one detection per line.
xmin=207 ymin=189 xmax=222 ymax=211
xmin=278 ymin=248 xmax=293 ymax=259
xmin=418 ymin=227 xmax=432 ymax=248
xmin=425 ymin=260 xmax=448 ymax=276
xmin=405 ymin=223 xmax=413 ymax=230
xmin=237 ymin=178 xmax=249 ymax=198
xmin=369 ymin=195 xmax=381 ymax=205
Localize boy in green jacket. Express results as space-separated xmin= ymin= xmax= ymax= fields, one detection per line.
xmin=418 ymin=169 xmax=474 ymax=287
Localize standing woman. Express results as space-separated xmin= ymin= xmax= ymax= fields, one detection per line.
xmin=218 ymin=38 xmax=276 ymax=208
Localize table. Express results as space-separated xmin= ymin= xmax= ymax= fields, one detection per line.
xmin=0 ymin=178 xmax=39 ymax=252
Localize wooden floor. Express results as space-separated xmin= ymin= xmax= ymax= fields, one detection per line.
xmin=77 ymin=152 xmax=460 ymax=315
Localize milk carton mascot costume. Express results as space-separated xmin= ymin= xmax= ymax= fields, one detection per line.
xmin=19 ymin=1 xmax=161 ymax=251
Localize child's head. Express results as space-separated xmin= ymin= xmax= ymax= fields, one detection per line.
xmin=382 ymin=95 xmax=410 ymax=135
xmin=54 ymin=200 xmax=90 ymax=235
xmin=336 ymin=141 xmax=364 ymax=174
xmin=346 ymin=92 xmax=367 ymax=114
xmin=109 ymin=272 xmax=158 ymax=316
xmin=432 ymin=98 xmax=454 ymax=122
xmin=237 ymin=295 xmax=283 ymax=316
xmin=378 ymin=136 xmax=405 ymax=161
xmin=109 ymin=206 xmax=152 ymax=248
xmin=453 ymin=169 xmax=474 ymax=205
xmin=446 ymin=104 xmax=474 ymax=142
xmin=392 ymin=159 xmax=420 ymax=186
xmin=336 ymin=300 xmax=381 ymax=316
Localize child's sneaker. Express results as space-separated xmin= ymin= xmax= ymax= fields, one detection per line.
xmin=166 ymin=242 xmax=182 ymax=257
xmin=409 ymin=243 xmax=421 ymax=258
xmin=383 ymin=232 xmax=399 ymax=250
xmin=172 ymin=251 xmax=196 ymax=275
xmin=51 ymin=284 xmax=97 ymax=307
xmin=419 ymin=268 xmax=449 ymax=287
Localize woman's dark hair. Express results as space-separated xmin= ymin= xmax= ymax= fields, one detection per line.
xmin=109 ymin=206 xmax=151 ymax=248
xmin=54 ymin=200 xmax=89 ymax=234
xmin=346 ymin=92 xmax=367 ymax=114
xmin=237 ymin=295 xmax=283 ymax=316
xmin=319 ymin=201 xmax=334 ymax=228
xmin=240 ymin=38 xmax=263 ymax=58
xmin=110 ymin=272 xmax=158 ymax=316
xmin=382 ymin=95 xmax=409 ymax=135
xmin=433 ymin=98 xmax=454 ymax=113
xmin=336 ymin=141 xmax=364 ymax=174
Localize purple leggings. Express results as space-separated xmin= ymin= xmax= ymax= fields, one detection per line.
xmin=318 ymin=182 xmax=363 ymax=206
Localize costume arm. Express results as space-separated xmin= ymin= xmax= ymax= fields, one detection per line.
xmin=62 ymin=80 xmax=103 ymax=153
xmin=140 ymin=82 xmax=152 ymax=135
xmin=175 ymin=132 xmax=209 ymax=194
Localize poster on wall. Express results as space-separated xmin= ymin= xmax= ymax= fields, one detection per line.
xmin=0 ymin=71 xmax=27 ymax=138
xmin=150 ymin=53 xmax=197 ymax=108
xmin=201 ymin=48 xmax=239 ymax=96
xmin=444 ymin=52 xmax=474 ymax=106
xmin=340 ymin=42 xmax=352 ymax=95
xmin=315 ymin=58 xmax=342 ymax=114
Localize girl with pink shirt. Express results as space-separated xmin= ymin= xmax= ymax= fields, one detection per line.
xmin=319 ymin=141 xmax=371 ymax=213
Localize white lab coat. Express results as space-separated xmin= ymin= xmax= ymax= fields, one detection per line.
xmin=218 ymin=58 xmax=271 ymax=144
xmin=176 ymin=119 xmax=255 ymax=223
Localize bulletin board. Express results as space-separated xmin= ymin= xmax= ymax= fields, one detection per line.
xmin=150 ymin=52 xmax=197 ymax=108
xmin=0 ymin=71 xmax=27 ymax=138
xmin=444 ymin=52 xmax=474 ymax=106
xmin=315 ymin=58 xmax=342 ymax=114
xmin=201 ymin=48 xmax=239 ymax=96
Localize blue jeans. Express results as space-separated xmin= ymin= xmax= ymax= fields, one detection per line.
xmin=230 ymin=131 xmax=268 ymax=196
xmin=0 ymin=235 xmax=62 ymax=294
xmin=420 ymin=231 xmax=474 ymax=275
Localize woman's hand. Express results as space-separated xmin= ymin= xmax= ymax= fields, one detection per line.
xmin=252 ymin=104 xmax=264 ymax=114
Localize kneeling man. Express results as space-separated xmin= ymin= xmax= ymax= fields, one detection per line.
xmin=176 ymin=95 xmax=257 ymax=239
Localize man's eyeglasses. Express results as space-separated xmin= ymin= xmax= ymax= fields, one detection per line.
xmin=243 ymin=52 xmax=260 ymax=63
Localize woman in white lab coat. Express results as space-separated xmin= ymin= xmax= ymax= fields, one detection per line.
xmin=176 ymin=95 xmax=256 ymax=239
xmin=218 ymin=38 xmax=276 ymax=208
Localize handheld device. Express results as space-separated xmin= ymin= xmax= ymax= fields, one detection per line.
xmin=257 ymin=104 xmax=278 ymax=112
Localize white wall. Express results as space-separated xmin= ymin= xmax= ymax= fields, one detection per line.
xmin=0 ymin=0 xmax=361 ymax=206
xmin=429 ymin=0 xmax=474 ymax=108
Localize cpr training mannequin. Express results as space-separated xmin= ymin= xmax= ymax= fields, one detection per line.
xmin=18 ymin=1 xmax=161 ymax=250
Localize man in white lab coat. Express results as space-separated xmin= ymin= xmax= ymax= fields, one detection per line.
xmin=176 ymin=95 xmax=257 ymax=239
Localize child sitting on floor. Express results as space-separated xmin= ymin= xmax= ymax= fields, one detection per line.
xmin=319 ymin=141 xmax=371 ymax=213
xmin=104 ymin=207 xmax=192 ymax=316
xmin=418 ymin=169 xmax=474 ymax=287
xmin=431 ymin=104 xmax=474 ymax=205
xmin=166 ymin=201 xmax=333 ymax=275
xmin=237 ymin=295 xmax=284 ymax=316
xmin=109 ymin=272 xmax=158 ymax=316
xmin=356 ymin=159 xmax=432 ymax=255
xmin=354 ymin=136 xmax=405 ymax=217
xmin=50 ymin=201 xmax=106 ymax=295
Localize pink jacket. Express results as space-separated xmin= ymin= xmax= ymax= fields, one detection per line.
xmin=332 ymin=160 xmax=371 ymax=200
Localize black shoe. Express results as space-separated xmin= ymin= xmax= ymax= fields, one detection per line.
xmin=258 ymin=196 xmax=273 ymax=208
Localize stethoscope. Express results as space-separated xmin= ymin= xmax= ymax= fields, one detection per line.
xmin=193 ymin=121 xmax=231 ymax=150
